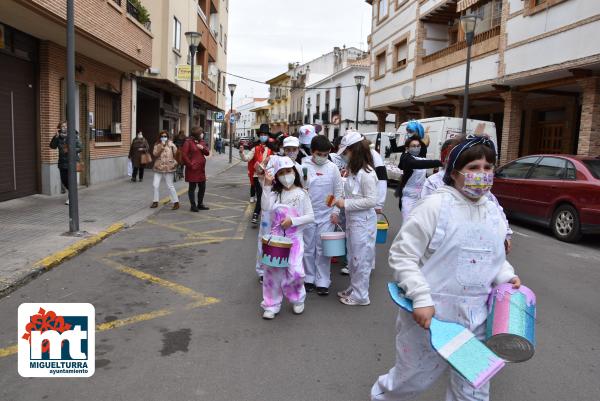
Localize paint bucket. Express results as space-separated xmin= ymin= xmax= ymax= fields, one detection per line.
xmin=376 ymin=214 xmax=390 ymax=244
xmin=261 ymin=235 xmax=293 ymax=268
xmin=320 ymin=227 xmax=346 ymax=257
xmin=486 ymin=284 xmax=536 ymax=362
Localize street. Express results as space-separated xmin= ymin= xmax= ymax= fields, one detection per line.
xmin=1 ymin=164 xmax=599 ymax=401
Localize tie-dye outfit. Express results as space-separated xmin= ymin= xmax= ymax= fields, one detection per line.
xmin=260 ymin=185 xmax=314 ymax=313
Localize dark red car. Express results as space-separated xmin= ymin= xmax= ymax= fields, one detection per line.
xmin=493 ymin=155 xmax=600 ymax=242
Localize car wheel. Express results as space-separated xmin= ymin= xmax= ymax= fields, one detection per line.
xmin=551 ymin=204 xmax=582 ymax=243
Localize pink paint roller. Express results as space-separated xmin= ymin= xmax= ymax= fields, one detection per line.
xmin=387 ymin=282 xmax=505 ymax=389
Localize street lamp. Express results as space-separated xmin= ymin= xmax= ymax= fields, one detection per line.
xmin=185 ymin=31 xmax=202 ymax=136
xmin=354 ymin=75 xmax=365 ymax=130
xmin=228 ymin=83 xmax=237 ymax=163
xmin=460 ymin=14 xmax=480 ymax=135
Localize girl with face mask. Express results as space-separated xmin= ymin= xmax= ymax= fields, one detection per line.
xmin=372 ymin=137 xmax=522 ymax=401
xmin=259 ymin=157 xmax=314 ymax=320
xmin=129 ymin=132 xmax=150 ymax=182
xmin=151 ymin=131 xmax=180 ymax=210
xmin=396 ymin=136 xmax=443 ymax=223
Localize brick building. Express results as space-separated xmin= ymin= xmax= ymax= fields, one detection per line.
xmin=365 ymin=0 xmax=600 ymax=165
xmin=0 ymin=0 xmax=152 ymax=200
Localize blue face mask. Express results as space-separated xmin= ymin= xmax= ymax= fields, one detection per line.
xmin=259 ymin=135 xmax=268 ymax=143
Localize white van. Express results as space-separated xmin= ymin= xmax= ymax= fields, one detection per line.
xmin=362 ymin=132 xmax=403 ymax=182
xmin=396 ymin=117 xmax=498 ymax=162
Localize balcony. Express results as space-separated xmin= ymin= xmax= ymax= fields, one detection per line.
xmin=417 ymin=26 xmax=501 ymax=76
xmin=126 ymin=0 xmax=151 ymax=31
xmin=313 ymin=113 xmax=319 ymax=123
xmin=321 ymin=110 xmax=330 ymax=124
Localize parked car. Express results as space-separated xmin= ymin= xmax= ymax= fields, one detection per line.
xmin=493 ymin=155 xmax=600 ymax=242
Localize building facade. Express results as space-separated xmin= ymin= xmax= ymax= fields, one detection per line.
xmin=234 ymin=98 xmax=267 ymax=139
xmin=138 ymin=0 xmax=226 ymax=148
xmin=0 ymin=0 xmax=152 ymax=200
xmin=266 ymin=72 xmax=292 ymax=134
xmin=366 ymin=0 xmax=600 ymax=164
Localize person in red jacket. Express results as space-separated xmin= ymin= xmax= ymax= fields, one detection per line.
xmin=240 ymin=124 xmax=272 ymax=225
xmin=182 ymin=127 xmax=210 ymax=212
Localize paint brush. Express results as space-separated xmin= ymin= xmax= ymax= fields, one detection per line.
xmin=387 ymin=282 xmax=505 ymax=389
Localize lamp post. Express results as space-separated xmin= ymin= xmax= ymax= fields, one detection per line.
xmin=354 ymin=75 xmax=365 ymax=130
xmin=66 ymin=0 xmax=79 ymax=233
xmin=228 ymin=83 xmax=237 ymax=163
xmin=460 ymin=15 xmax=480 ymax=135
xmin=185 ymin=31 xmax=202 ymax=136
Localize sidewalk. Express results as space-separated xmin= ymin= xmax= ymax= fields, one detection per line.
xmin=0 ymin=151 xmax=241 ymax=296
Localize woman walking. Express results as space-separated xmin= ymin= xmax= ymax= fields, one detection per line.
xmin=151 ymin=131 xmax=179 ymax=210
xmin=129 ymin=131 xmax=150 ymax=182
xmin=49 ymin=121 xmax=81 ymax=205
xmin=182 ymin=127 xmax=210 ymax=212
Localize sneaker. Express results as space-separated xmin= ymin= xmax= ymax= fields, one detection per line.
xmin=337 ymin=288 xmax=352 ymax=298
xmin=65 ymin=199 xmax=69 ymax=205
xmin=316 ymin=287 xmax=329 ymax=296
xmin=250 ymin=196 xmax=256 ymax=203
xmin=339 ymin=296 xmax=370 ymax=306
xmin=292 ymin=303 xmax=305 ymax=315
xmin=198 ymin=205 xmax=210 ymax=210
xmin=150 ymin=202 xmax=158 ymax=208
xmin=172 ymin=202 xmax=180 ymax=210
xmin=251 ymin=213 xmax=259 ymax=225
xmin=304 ymin=283 xmax=316 ymax=293
xmin=262 ymin=310 xmax=276 ymax=320
xmin=340 ymin=267 xmax=350 ymax=275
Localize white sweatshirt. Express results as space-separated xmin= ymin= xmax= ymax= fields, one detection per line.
xmin=344 ymin=168 xmax=379 ymax=212
xmin=261 ymin=185 xmax=315 ymax=228
xmin=389 ymin=185 xmax=517 ymax=308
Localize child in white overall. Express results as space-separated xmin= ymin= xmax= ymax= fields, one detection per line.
xmin=260 ymin=157 xmax=314 ymax=319
xmin=335 ymin=131 xmax=378 ymax=306
xmin=302 ymin=135 xmax=343 ymax=296
xmin=371 ymin=137 xmax=522 ymax=401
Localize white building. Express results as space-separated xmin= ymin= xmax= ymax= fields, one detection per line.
xmin=365 ymin=0 xmax=600 ymax=164
xmin=234 ymin=98 xmax=268 ymax=139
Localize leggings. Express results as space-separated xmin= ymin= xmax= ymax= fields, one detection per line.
xmin=188 ymin=181 xmax=206 ymax=206
xmin=59 ymin=168 xmax=69 ymax=190
xmin=253 ymin=177 xmax=262 ymax=215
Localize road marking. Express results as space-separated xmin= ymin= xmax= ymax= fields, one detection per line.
xmin=0 ymin=345 xmax=18 ymax=358
xmin=512 ymin=230 xmax=532 ymax=238
xmin=104 ymin=238 xmax=223 ymax=257
xmin=235 ymin=203 xmax=254 ymax=239
xmin=205 ymin=191 xmax=250 ymax=204
xmin=33 ymin=223 xmax=125 ymax=270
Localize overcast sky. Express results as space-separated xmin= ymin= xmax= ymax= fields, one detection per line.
xmin=227 ymin=0 xmax=372 ymax=107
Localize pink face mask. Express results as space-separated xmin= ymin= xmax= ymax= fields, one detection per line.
xmin=458 ymin=171 xmax=494 ymax=198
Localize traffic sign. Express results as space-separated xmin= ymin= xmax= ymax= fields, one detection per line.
xmin=230 ymin=116 xmax=236 ymax=124
xmin=215 ymin=112 xmax=224 ymax=122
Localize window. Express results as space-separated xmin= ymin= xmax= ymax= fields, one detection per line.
xmin=467 ymin=0 xmax=503 ymax=34
xmin=173 ymin=17 xmax=181 ymax=51
xmin=583 ymin=160 xmax=600 ymax=179
xmin=375 ymin=50 xmax=387 ymax=79
xmin=224 ymin=34 xmax=227 ymax=53
xmin=496 ymin=156 xmax=540 ymax=179
xmin=529 ymin=157 xmax=567 ymax=180
xmin=393 ymin=37 xmax=408 ymax=71
xmin=378 ymin=0 xmax=388 ymax=22
xmin=222 ymin=76 xmax=226 ymax=95
xmin=396 ymin=0 xmax=408 ymax=10
xmin=95 ymin=88 xmax=121 ymax=143
xmin=219 ymin=24 xmax=223 ymax=45
xmin=566 ymin=161 xmax=577 ymax=180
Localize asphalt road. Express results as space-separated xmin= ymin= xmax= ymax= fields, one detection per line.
xmin=0 ymin=165 xmax=599 ymax=401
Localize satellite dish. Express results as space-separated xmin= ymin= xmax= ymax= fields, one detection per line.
xmin=401 ymin=85 xmax=413 ymax=100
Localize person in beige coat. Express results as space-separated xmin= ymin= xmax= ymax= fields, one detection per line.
xmin=151 ymin=131 xmax=179 ymax=210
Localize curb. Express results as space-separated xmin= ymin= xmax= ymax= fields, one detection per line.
xmin=0 ymin=159 xmax=243 ymax=299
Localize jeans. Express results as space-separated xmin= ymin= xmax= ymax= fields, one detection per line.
xmin=59 ymin=168 xmax=69 ymax=190
xmin=253 ymin=177 xmax=262 ymax=215
xmin=153 ymin=172 xmax=178 ymax=203
xmin=132 ymin=167 xmax=144 ymax=180
xmin=188 ymin=181 xmax=206 ymax=206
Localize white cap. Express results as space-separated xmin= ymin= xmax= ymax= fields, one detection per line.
xmin=337 ymin=130 xmax=364 ymax=155
xmin=298 ymin=125 xmax=316 ymax=145
xmin=273 ymin=156 xmax=295 ymax=175
xmin=282 ymin=136 xmax=300 ymax=148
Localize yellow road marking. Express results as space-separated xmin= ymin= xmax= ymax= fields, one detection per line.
xmin=34 ymin=223 xmax=125 ymax=270
xmin=146 ymin=219 xmax=200 ymax=235
xmin=172 ymin=215 xmax=242 ymax=226
xmin=205 ymin=192 xmax=249 ymax=204
xmin=0 ymin=345 xmax=18 ymax=358
xmin=235 ymin=203 xmax=254 ymax=239
xmin=104 ymin=238 xmax=223 ymax=257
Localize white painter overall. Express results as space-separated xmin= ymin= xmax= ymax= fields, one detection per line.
xmin=401 ymin=156 xmax=427 ymax=222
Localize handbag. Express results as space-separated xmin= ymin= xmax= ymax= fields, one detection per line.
xmin=140 ymin=152 xmax=153 ymax=165
xmin=76 ymin=162 xmax=84 ymax=173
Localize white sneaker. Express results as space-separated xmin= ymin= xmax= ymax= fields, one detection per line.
xmin=337 ymin=288 xmax=353 ymax=298
xmin=292 ymin=303 xmax=305 ymax=315
xmin=250 ymin=196 xmax=256 ymax=203
xmin=65 ymin=199 xmax=69 ymax=205
xmin=340 ymin=267 xmax=350 ymax=275
xmin=262 ymin=310 xmax=276 ymax=320
xmin=339 ymin=296 xmax=370 ymax=306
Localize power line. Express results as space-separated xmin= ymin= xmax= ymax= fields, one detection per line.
xmin=222 ymin=71 xmax=363 ymax=91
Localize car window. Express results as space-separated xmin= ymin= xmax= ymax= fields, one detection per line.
xmin=529 ymin=157 xmax=566 ymax=180
xmin=496 ymin=156 xmax=539 ymax=179
xmin=566 ymin=161 xmax=577 ymax=180
xmin=583 ymin=160 xmax=600 ymax=179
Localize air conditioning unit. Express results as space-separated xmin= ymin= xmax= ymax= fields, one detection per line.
xmin=112 ymin=122 xmax=122 ymax=134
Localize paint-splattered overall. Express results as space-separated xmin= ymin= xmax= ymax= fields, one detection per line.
xmin=261 ymin=197 xmax=307 ymax=313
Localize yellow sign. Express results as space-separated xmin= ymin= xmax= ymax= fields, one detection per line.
xmin=0 ymin=24 xmax=5 ymax=49
xmin=176 ymin=65 xmax=202 ymax=81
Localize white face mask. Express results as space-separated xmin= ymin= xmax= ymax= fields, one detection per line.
xmin=286 ymin=150 xmax=299 ymax=159
xmin=279 ymin=173 xmax=296 ymax=189
xmin=160 ymin=137 xmax=168 ymax=144
xmin=137 ymin=134 xmax=143 ymax=139
xmin=313 ymin=155 xmax=328 ymax=165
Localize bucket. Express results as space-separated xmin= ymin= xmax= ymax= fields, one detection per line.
xmin=486 ymin=284 xmax=536 ymax=362
xmin=261 ymin=235 xmax=293 ymax=268
xmin=376 ymin=214 xmax=390 ymax=244
xmin=320 ymin=228 xmax=346 ymax=257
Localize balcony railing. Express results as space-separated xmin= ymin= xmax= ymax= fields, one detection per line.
xmin=127 ymin=0 xmax=151 ymax=30
xmin=421 ymin=25 xmax=501 ymax=65
xmin=113 ymin=0 xmax=122 ymax=6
